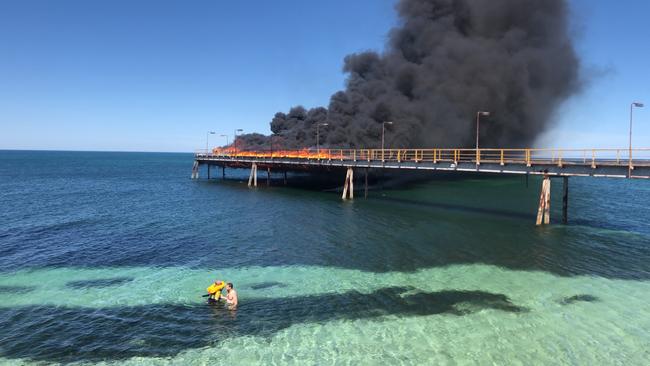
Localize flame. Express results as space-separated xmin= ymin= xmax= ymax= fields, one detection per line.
xmin=211 ymin=148 xmax=336 ymax=160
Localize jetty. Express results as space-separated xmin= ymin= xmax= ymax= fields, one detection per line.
xmin=192 ymin=147 xmax=650 ymax=225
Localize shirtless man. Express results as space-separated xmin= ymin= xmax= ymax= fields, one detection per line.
xmin=225 ymin=282 xmax=238 ymax=309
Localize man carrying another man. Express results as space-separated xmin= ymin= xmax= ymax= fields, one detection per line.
xmin=205 ymin=280 xmax=238 ymax=309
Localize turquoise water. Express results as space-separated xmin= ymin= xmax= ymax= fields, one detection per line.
xmin=1 ymin=151 xmax=649 ymax=364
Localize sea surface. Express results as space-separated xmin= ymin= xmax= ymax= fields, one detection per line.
xmin=0 ymin=150 xmax=649 ymax=365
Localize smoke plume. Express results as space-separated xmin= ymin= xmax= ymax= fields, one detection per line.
xmin=237 ymin=0 xmax=580 ymax=150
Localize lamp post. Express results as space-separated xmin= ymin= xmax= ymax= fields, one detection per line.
xmin=316 ymin=123 xmax=328 ymax=157
xmin=476 ymin=111 xmax=490 ymax=164
xmin=629 ymin=102 xmax=644 ymax=178
xmin=206 ymin=131 xmax=216 ymax=155
xmin=234 ymin=129 xmax=243 ymax=156
xmin=382 ymin=121 xmax=393 ymax=161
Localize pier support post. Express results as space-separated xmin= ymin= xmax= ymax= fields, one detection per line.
xmin=191 ymin=161 xmax=200 ymax=179
xmin=207 ymin=165 xmax=211 ymax=179
xmin=364 ymin=168 xmax=369 ymax=199
xmin=342 ymin=167 xmax=354 ymax=200
xmin=350 ymin=168 xmax=354 ymax=199
xmin=536 ymin=175 xmax=551 ymax=225
xmin=562 ymin=176 xmax=569 ymax=224
xmin=267 ymin=167 xmax=271 ymax=186
xmin=222 ymin=166 xmax=225 ymax=179
xmin=248 ymin=163 xmax=258 ymax=187
xmin=284 ymin=171 xmax=287 ymax=185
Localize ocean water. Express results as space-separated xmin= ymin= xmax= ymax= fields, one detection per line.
xmin=0 ymin=150 xmax=649 ymax=365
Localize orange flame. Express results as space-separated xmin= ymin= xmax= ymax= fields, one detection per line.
xmin=211 ymin=147 xmax=334 ymax=160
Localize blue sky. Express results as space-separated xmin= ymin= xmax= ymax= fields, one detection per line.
xmin=0 ymin=0 xmax=648 ymax=152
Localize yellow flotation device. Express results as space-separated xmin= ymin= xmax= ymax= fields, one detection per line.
xmin=207 ymin=281 xmax=226 ymax=299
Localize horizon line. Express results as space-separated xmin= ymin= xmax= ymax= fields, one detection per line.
xmin=0 ymin=148 xmax=193 ymax=154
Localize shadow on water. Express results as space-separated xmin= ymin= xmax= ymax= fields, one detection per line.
xmin=375 ymin=196 xmax=535 ymax=220
xmin=559 ymin=294 xmax=599 ymax=305
xmin=0 ymin=286 xmax=35 ymax=295
xmin=0 ymin=287 xmax=527 ymax=363
xmin=247 ymin=281 xmax=288 ymax=290
xmin=65 ymin=277 xmax=134 ymax=289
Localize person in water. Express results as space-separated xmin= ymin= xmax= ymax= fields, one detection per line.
xmin=206 ymin=280 xmax=226 ymax=303
xmin=225 ymin=282 xmax=238 ymax=308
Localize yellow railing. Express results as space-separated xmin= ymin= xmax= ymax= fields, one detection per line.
xmin=196 ymin=148 xmax=650 ymax=168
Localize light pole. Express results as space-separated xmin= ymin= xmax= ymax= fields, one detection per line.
xmin=234 ymin=129 xmax=243 ymax=156
xmin=629 ymin=102 xmax=644 ymax=178
xmin=381 ymin=121 xmax=393 ymax=161
xmin=220 ymin=134 xmax=229 ymax=147
xmin=316 ymin=123 xmax=328 ymax=156
xmin=476 ymin=111 xmax=490 ymax=164
xmin=206 ymin=131 xmax=216 ymax=155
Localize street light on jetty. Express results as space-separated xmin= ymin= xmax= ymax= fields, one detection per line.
xmin=382 ymin=121 xmax=393 ymax=162
xmin=316 ymin=123 xmax=328 ymax=157
xmin=234 ymin=129 xmax=243 ymax=156
xmin=476 ymin=111 xmax=490 ymax=164
xmin=629 ymin=102 xmax=644 ymax=178
xmin=206 ymin=131 xmax=216 ymax=155
xmin=220 ymin=134 xmax=229 ymax=147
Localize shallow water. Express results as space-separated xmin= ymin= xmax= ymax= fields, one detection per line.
xmin=0 ymin=151 xmax=649 ymax=364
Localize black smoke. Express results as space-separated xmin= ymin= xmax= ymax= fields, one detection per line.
xmin=236 ymin=0 xmax=580 ymax=150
